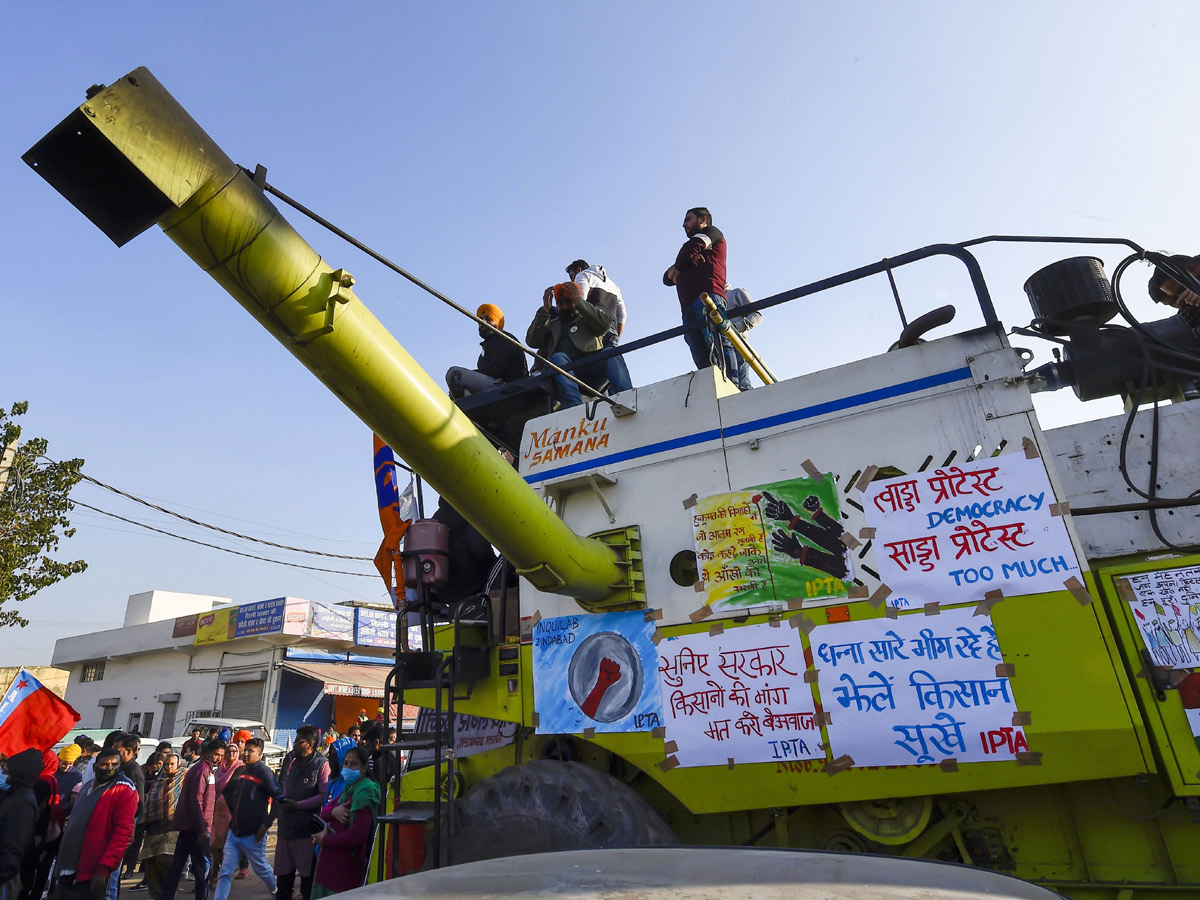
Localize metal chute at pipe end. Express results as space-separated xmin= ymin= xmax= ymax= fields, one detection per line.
xmin=24 ymin=66 xmax=628 ymax=607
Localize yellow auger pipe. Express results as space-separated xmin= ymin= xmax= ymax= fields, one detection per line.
xmin=701 ymin=293 xmax=778 ymax=385
xmin=24 ymin=68 xmax=624 ymax=604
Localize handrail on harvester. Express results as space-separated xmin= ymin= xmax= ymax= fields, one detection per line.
xmin=22 ymin=67 xmax=625 ymax=606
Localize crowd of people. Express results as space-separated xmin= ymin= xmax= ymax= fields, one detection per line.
xmin=445 ymin=207 xmax=763 ymax=413
xmin=0 ymin=721 xmax=391 ymax=900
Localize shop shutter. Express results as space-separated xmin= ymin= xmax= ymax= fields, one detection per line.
xmin=159 ymin=702 xmax=178 ymax=739
xmin=221 ymin=680 xmax=265 ymax=721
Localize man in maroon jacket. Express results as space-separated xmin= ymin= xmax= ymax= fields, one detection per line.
xmin=663 ymin=207 xmax=742 ymax=387
xmin=51 ymin=747 xmax=138 ymax=900
xmin=158 ymin=740 xmax=225 ymax=900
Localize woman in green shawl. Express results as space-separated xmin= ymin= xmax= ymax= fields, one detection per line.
xmin=311 ymin=747 xmax=381 ymax=897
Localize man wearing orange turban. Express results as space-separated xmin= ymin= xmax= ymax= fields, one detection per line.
xmin=445 ymin=303 xmax=529 ymax=400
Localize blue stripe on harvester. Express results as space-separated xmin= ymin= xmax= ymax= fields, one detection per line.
xmin=523 ymin=366 xmax=973 ymax=485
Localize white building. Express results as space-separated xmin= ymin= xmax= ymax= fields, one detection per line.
xmin=53 ymin=590 xmax=398 ymax=743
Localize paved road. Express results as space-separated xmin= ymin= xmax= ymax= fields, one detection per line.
xmin=121 ymin=835 xmax=279 ymax=900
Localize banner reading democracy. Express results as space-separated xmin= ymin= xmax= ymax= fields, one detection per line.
xmin=862 ymin=453 xmax=1080 ymax=607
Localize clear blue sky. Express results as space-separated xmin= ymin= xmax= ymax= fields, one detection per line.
xmin=4 ymin=2 xmax=1197 ymax=665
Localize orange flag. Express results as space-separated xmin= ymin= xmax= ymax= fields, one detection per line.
xmin=373 ymin=435 xmax=413 ymax=604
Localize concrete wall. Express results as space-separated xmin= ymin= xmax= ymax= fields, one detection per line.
xmin=58 ymin=635 xmax=275 ymax=737
xmin=123 ymin=590 xmax=230 ymax=627
xmin=0 ymin=666 xmax=70 ymax=698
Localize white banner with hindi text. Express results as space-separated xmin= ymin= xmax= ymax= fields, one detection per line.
xmin=812 ymin=607 xmax=1027 ymax=766
xmin=658 ymin=623 xmax=822 ymax=768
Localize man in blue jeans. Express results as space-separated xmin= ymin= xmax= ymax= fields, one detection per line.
xmin=213 ymin=739 xmax=281 ymax=900
xmin=160 ymin=740 xmax=224 ymax=900
xmin=663 ymin=207 xmax=743 ymax=388
xmin=565 ymin=260 xmax=634 ymax=396
xmin=526 ymin=282 xmax=613 ymax=408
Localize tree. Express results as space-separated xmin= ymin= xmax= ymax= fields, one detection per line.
xmin=0 ymin=402 xmax=87 ymax=625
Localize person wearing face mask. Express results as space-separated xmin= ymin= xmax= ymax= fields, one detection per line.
xmin=212 ymin=739 xmax=281 ymax=900
xmin=445 ymin=303 xmax=529 ymax=400
xmin=51 ymin=748 xmax=138 ymax=900
xmin=272 ymin=726 xmax=328 ymax=900
xmin=310 ymin=747 xmax=380 ymax=898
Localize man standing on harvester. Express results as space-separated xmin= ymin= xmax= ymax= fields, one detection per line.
xmin=663 ymin=207 xmax=742 ymax=387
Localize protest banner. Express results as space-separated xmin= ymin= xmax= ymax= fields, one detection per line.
xmin=658 ymin=623 xmax=822 ymax=767
xmin=812 ymin=606 xmax=1026 ymax=766
xmin=693 ymin=474 xmax=852 ymax=609
xmin=532 ymin=610 xmax=663 ymax=734
xmin=1121 ymin=565 xmax=1200 ymax=743
xmin=409 ymin=709 xmax=518 ymax=765
xmin=862 ymin=453 xmax=1080 ymax=607
xmin=1123 ymin=565 xmax=1200 ymax=669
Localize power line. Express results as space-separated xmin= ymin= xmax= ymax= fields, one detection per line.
xmin=71 ymin=468 xmax=372 ymax=561
xmin=69 ymin=499 xmax=375 ymax=578
xmin=37 ymin=457 xmax=375 ymax=561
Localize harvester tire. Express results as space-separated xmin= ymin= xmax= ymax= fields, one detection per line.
xmin=451 ymin=760 xmax=677 ymax=863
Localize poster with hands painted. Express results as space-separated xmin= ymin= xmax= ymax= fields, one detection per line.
xmin=692 ymin=474 xmax=853 ymax=609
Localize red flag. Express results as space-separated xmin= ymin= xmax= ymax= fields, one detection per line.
xmin=374 ymin=435 xmax=413 ymax=604
xmin=0 ymin=669 xmax=80 ymax=757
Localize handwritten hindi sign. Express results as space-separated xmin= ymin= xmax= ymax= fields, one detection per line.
xmin=1121 ymin=568 xmax=1200 ymax=746
xmin=862 ymin=453 xmax=1080 ymax=607
xmin=409 ymin=710 xmax=518 ymax=765
xmin=1123 ymin=566 xmax=1200 ymax=669
xmin=658 ymin=623 xmax=822 ymax=767
xmin=812 ymin=607 xmax=1026 ymax=766
xmin=532 ymin=611 xmax=663 ymax=735
xmin=693 ymin=475 xmax=852 ymax=609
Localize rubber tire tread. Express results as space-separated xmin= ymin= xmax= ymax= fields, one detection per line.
xmin=451 ymin=760 xmax=677 ymax=863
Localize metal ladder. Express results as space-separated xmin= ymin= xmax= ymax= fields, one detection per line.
xmin=375 ymin=565 xmax=499 ymax=874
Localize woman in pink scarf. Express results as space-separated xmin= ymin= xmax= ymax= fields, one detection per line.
xmin=207 ymin=740 xmax=245 ymax=887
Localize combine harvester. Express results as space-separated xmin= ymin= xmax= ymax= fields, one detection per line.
xmin=26 ymin=68 xmax=1200 ymax=899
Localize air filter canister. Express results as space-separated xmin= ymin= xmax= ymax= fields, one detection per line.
xmin=1024 ymin=256 xmax=1117 ymax=334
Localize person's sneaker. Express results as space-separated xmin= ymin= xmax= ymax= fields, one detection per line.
xmin=129 ymin=884 xmax=149 ymax=892
xmin=235 ymin=870 xmax=248 ymax=880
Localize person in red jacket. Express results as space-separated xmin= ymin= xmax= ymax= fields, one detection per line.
xmin=51 ymin=747 xmax=138 ymax=900
xmin=158 ymin=739 xmax=225 ymax=900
